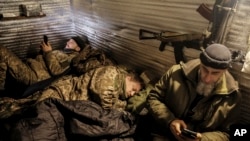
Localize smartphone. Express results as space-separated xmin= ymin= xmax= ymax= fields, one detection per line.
xmin=181 ymin=129 xmax=197 ymax=139
xmin=43 ymin=35 xmax=48 ymax=45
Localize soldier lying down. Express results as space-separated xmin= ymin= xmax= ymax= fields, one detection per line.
xmin=0 ymin=65 xmax=145 ymax=119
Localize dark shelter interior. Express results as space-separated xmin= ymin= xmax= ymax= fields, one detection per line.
xmin=1 ymin=0 xmax=250 ymax=140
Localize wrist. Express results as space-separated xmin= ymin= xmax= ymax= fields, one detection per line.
xmin=168 ymin=118 xmax=178 ymax=128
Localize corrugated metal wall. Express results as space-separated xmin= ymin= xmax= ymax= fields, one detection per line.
xmin=1 ymin=0 xmax=250 ymax=124
xmin=72 ymin=0 xmax=215 ymax=76
xmin=222 ymin=0 xmax=250 ymax=124
xmin=0 ymin=0 xmax=74 ymax=59
xmin=224 ymin=0 xmax=250 ymax=52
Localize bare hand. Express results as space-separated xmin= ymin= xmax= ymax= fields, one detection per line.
xmin=169 ymin=119 xmax=202 ymax=141
xmin=40 ymin=41 xmax=52 ymax=53
xmin=169 ymin=119 xmax=187 ymax=137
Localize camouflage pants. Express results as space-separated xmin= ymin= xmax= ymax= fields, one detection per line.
xmin=0 ymin=46 xmax=49 ymax=90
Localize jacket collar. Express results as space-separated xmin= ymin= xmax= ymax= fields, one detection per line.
xmin=180 ymin=59 xmax=239 ymax=95
xmin=63 ymin=48 xmax=78 ymax=54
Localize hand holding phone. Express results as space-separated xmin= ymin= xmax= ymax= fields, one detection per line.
xmin=43 ymin=35 xmax=48 ymax=45
xmin=181 ymin=129 xmax=197 ymax=139
xmin=40 ymin=35 xmax=52 ymax=53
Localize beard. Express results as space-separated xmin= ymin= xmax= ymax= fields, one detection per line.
xmin=196 ymin=80 xmax=215 ymax=97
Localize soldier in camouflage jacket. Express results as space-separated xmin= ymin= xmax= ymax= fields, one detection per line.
xmin=0 ymin=36 xmax=87 ymax=91
xmin=36 ymin=65 xmax=143 ymax=110
xmin=0 ymin=65 xmax=144 ymax=119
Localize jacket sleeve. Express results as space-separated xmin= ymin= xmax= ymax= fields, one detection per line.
xmin=200 ymin=90 xmax=242 ymax=141
xmin=36 ymin=75 xmax=76 ymax=102
xmin=43 ymin=50 xmax=76 ymax=76
xmin=91 ymin=80 xmax=127 ymax=110
xmin=200 ymin=131 xmax=229 ymax=141
xmin=147 ymin=66 xmax=178 ymax=127
xmin=89 ymin=66 xmax=126 ymax=110
xmin=126 ymin=84 xmax=153 ymax=114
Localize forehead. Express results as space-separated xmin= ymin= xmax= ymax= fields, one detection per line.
xmin=132 ymin=83 xmax=142 ymax=92
xmin=128 ymin=79 xmax=141 ymax=88
xmin=200 ymin=63 xmax=226 ymax=73
xmin=69 ymin=39 xmax=76 ymax=43
xmin=134 ymin=81 xmax=142 ymax=88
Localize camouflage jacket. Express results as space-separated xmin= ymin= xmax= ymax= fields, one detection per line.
xmin=71 ymin=45 xmax=116 ymax=75
xmin=36 ymin=65 xmax=128 ymax=110
xmin=43 ymin=49 xmax=79 ymax=76
xmin=0 ymin=46 xmax=79 ymax=88
xmin=27 ymin=50 xmax=78 ymax=83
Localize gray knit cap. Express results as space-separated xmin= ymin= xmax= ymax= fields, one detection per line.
xmin=200 ymin=43 xmax=231 ymax=69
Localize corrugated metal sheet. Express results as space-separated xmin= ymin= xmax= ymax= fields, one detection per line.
xmin=0 ymin=0 xmax=74 ymax=59
xmin=222 ymin=0 xmax=250 ymax=124
xmin=1 ymin=0 xmax=250 ymax=124
xmin=224 ymin=0 xmax=250 ymax=52
xmin=72 ymin=0 xmax=215 ymax=76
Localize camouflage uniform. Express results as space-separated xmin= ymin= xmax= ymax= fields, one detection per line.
xmin=0 ymin=59 xmax=120 ymax=119
xmin=0 ymin=46 xmax=78 ymax=90
xmin=35 ymin=65 xmax=128 ymax=110
xmin=71 ymin=45 xmax=116 ymax=75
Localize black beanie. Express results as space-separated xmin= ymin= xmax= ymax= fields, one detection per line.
xmin=200 ymin=43 xmax=231 ymax=69
xmin=71 ymin=35 xmax=89 ymax=50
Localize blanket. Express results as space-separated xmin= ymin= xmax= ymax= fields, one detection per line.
xmin=0 ymin=98 xmax=137 ymax=141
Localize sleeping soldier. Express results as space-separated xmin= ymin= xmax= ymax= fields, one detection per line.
xmin=35 ymin=65 xmax=143 ymax=110
xmin=0 ymin=65 xmax=144 ymax=118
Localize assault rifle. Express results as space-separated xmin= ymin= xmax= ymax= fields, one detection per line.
xmin=139 ymin=29 xmax=203 ymax=63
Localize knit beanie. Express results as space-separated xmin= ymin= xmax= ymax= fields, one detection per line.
xmin=200 ymin=43 xmax=231 ymax=69
xmin=71 ymin=35 xmax=89 ymax=50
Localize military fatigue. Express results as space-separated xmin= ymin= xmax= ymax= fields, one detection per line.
xmin=126 ymin=84 xmax=153 ymax=115
xmin=36 ymin=65 xmax=128 ymax=110
xmin=0 ymin=46 xmax=78 ymax=90
xmin=0 ymin=66 xmax=129 ymax=119
xmin=71 ymin=45 xmax=116 ymax=75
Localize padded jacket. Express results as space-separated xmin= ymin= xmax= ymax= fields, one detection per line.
xmin=0 ymin=46 xmax=78 ymax=86
xmin=0 ymin=98 xmax=136 ymax=141
xmin=43 ymin=49 xmax=78 ymax=76
xmin=36 ymin=65 xmax=129 ymax=110
xmin=147 ymin=59 xmax=241 ymax=141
